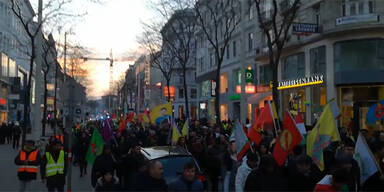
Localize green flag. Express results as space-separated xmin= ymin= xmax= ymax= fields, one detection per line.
xmin=86 ymin=129 xmax=104 ymax=164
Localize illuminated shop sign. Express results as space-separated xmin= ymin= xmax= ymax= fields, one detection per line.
xmin=278 ymin=75 xmax=324 ymax=90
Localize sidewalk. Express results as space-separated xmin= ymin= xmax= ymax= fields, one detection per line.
xmin=0 ymin=143 xmax=92 ymax=191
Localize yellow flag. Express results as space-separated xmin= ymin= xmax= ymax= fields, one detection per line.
xmin=172 ymin=121 xmax=181 ymax=145
xmin=306 ymin=103 xmax=340 ymax=171
xmin=182 ymin=119 xmax=189 ymax=138
xmin=150 ymin=102 xmax=172 ymax=124
xmin=142 ymin=114 xmax=150 ymax=124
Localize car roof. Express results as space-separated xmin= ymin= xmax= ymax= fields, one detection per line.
xmin=141 ymin=146 xmax=192 ymax=160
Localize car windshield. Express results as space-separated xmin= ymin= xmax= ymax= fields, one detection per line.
xmin=157 ymin=156 xmax=199 ymax=182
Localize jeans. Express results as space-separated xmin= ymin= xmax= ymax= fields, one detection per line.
xmin=223 ymin=171 xmax=231 ymax=192
xmin=19 ymin=180 xmax=32 ymax=192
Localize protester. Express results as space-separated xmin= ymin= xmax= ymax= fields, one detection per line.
xmin=76 ymin=131 xmax=90 ymax=177
xmin=134 ymin=160 xmax=168 ymax=191
xmin=287 ymin=155 xmax=321 ymax=191
xmin=168 ymin=162 xmax=203 ymax=192
xmin=244 ymin=155 xmax=287 ymax=191
xmin=119 ymin=142 xmax=145 ymax=190
xmin=12 ymin=122 xmax=21 ymax=149
xmin=14 ymin=140 xmax=41 ymax=192
xmin=363 ymin=140 xmax=384 ymax=191
xmin=94 ymin=170 xmax=120 ymax=192
xmin=91 ymin=145 xmax=117 ymax=187
xmin=313 ymin=168 xmax=349 ymax=192
xmin=235 ymin=152 xmax=258 ymax=192
xmin=41 ymin=140 xmax=66 ymax=192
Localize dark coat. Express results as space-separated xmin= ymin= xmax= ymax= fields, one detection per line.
xmin=14 ymin=150 xmax=41 ymax=181
xmin=40 ymin=150 xmax=66 ymax=188
xmin=169 ymin=176 xmax=203 ymax=192
xmin=244 ymin=170 xmax=287 ymax=192
xmin=119 ymin=152 xmax=145 ymax=189
xmin=91 ymin=153 xmax=117 ymax=187
xmin=134 ymin=174 xmax=168 ymax=191
xmin=94 ymin=176 xmax=121 ymax=192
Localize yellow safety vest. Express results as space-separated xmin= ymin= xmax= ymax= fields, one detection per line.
xmin=45 ymin=150 xmax=64 ymax=177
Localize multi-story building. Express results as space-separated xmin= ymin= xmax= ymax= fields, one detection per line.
xmin=161 ymin=9 xmax=198 ymax=120
xmin=196 ymin=0 xmax=260 ymax=123
xmin=132 ymin=55 xmax=163 ymax=114
xmin=253 ymin=0 xmax=384 ymax=131
xmin=196 ymin=0 xmax=384 ymax=131
xmin=0 ymin=0 xmax=35 ymax=124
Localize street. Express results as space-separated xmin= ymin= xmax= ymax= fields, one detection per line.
xmin=0 ymin=143 xmax=92 ymax=191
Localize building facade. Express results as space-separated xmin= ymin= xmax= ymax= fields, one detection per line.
xmin=249 ymin=0 xmax=384 ymax=132
xmin=161 ymin=9 xmax=198 ymax=120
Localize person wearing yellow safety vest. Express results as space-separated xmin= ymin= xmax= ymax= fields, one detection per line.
xmin=41 ymin=140 xmax=66 ymax=192
xmin=14 ymin=140 xmax=41 ymax=192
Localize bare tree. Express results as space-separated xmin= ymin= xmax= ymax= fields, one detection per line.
xmin=41 ymin=34 xmax=56 ymax=136
xmin=194 ymin=0 xmax=241 ymax=126
xmin=254 ymin=0 xmax=300 ymax=115
xmin=10 ymin=0 xmax=100 ymax=144
xmin=138 ymin=22 xmax=176 ymax=102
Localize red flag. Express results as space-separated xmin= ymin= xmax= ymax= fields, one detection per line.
xmin=126 ymin=112 xmax=135 ymax=123
xmin=111 ymin=113 xmax=117 ymax=120
xmin=248 ymin=108 xmax=262 ymax=145
xmin=117 ymin=115 xmax=127 ymax=134
xmin=273 ymin=111 xmax=303 ymax=166
xmin=248 ymin=103 xmax=274 ymax=145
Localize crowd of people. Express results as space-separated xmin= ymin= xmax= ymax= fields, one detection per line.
xmin=11 ymin=115 xmax=384 ymax=192
xmin=0 ymin=121 xmax=22 ymax=149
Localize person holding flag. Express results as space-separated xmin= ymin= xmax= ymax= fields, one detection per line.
xmin=307 ymin=100 xmax=341 ymax=171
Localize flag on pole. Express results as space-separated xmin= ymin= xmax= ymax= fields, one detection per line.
xmin=294 ymin=113 xmax=306 ymax=136
xmin=273 ymin=111 xmax=303 ymax=166
xmin=307 ymin=102 xmax=340 ymax=171
xmin=171 ymin=119 xmax=181 ymax=145
xmin=182 ymin=119 xmax=189 ymax=138
xmin=248 ymin=103 xmax=274 ymax=145
xmin=102 ymin=119 xmax=113 ymax=143
xmin=354 ymin=133 xmax=381 ymax=185
xmin=366 ymin=100 xmax=384 ymax=125
xmin=151 ymin=102 xmax=172 ymax=124
xmin=235 ymin=121 xmax=250 ymax=161
xmin=86 ymin=129 xmax=104 ymax=164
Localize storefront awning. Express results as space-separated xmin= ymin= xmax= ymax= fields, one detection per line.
xmin=247 ymin=92 xmax=272 ymax=104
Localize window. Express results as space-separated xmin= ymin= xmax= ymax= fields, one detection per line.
xmin=190 ymin=88 xmax=197 ymax=99
xmin=334 ymin=39 xmax=384 ymax=72
xmin=233 ymin=41 xmax=237 ymax=57
xmin=259 ymin=65 xmax=272 ymax=84
xmin=1 ymin=53 xmax=8 ymax=78
xmin=199 ymin=58 xmax=203 ymax=72
xmin=248 ymin=33 xmax=254 ymax=51
xmin=220 ymin=73 xmax=228 ymax=94
xmin=310 ymin=46 xmax=326 ymax=75
xmin=179 ymin=88 xmax=184 ymax=99
xmin=342 ymin=0 xmax=373 ymax=16
xmin=8 ymin=58 xmax=16 ymax=77
xmin=283 ymin=53 xmax=305 ymax=80
xmin=226 ymin=44 xmax=230 ymax=59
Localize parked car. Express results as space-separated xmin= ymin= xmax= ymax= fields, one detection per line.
xmin=140 ymin=146 xmax=208 ymax=188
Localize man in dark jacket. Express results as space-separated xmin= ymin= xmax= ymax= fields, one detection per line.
xmin=287 ymin=155 xmax=322 ymax=191
xmin=91 ymin=145 xmax=117 ymax=187
xmin=41 ymin=140 xmax=66 ymax=192
xmin=135 ymin=160 xmax=168 ymax=191
xmin=76 ymin=131 xmax=89 ymax=177
xmin=94 ymin=170 xmax=120 ymax=192
xmin=119 ymin=143 xmax=145 ymax=189
xmin=169 ymin=162 xmax=203 ymax=192
xmin=12 ymin=122 xmax=21 ymax=149
xmin=14 ymin=140 xmax=41 ymax=192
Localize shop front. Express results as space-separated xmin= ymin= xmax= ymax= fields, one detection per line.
xmin=334 ymin=39 xmax=384 ymax=134
xmin=278 ymin=74 xmax=326 ymax=124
